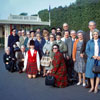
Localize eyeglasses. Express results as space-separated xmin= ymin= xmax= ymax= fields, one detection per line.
xmin=53 ymin=48 xmax=58 ymax=49
xmin=50 ymin=37 xmax=54 ymax=38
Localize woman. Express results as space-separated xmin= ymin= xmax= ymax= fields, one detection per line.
xmin=35 ymin=33 xmax=45 ymax=59
xmin=85 ymin=29 xmax=100 ymax=93
xmin=42 ymin=34 xmax=55 ymax=76
xmin=48 ymin=44 xmax=68 ymax=88
xmin=23 ymin=40 xmax=40 ymax=79
xmin=73 ymin=30 xmax=86 ymax=87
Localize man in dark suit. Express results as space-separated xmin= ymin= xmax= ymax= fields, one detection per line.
xmin=65 ymin=30 xmax=77 ymax=83
xmin=80 ymin=21 xmax=96 ymax=88
xmin=17 ymin=45 xmax=26 ymax=73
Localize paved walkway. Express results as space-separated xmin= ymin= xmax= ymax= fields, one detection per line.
xmin=0 ymin=48 xmax=100 ymax=100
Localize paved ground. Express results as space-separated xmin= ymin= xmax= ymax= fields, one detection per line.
xmin=0 ymin=48 xmax=100 ymax=100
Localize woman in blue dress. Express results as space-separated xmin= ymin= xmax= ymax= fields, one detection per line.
xmin=85 ymin=29 xmax=100 ymax=93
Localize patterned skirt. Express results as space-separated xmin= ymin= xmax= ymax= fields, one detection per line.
xmin=26 ymin=62 xmax=38 ymax=75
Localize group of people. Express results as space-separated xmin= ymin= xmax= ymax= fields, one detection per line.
xmin=3 ymin=21 xmax=100 ymax=93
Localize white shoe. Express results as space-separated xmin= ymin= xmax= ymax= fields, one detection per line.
xmin=77 ymin=82 xmax=81 ymax=85
xmin=82 ymin=83 xmax=86 ymax=87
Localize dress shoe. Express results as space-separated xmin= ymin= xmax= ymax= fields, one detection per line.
xmin=85 ymin=85 xmax=91 ymax=88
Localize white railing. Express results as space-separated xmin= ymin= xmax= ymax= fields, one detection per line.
xmin=8 ymin=15 xmax=41 ymax=22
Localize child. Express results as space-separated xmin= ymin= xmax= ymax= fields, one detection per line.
xmin=23 ymin=40 xmax=40 ymax=78
xmin=3 ymin=47 xmax=16 ymax=72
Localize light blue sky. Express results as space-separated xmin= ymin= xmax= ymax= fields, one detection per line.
xmin=0 ymin=0 xmax=76 ymax=19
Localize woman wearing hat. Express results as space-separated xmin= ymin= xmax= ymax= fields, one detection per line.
xmin=73 ymin=30 xmax=86 ymax=87
xmin=85 ymin=29 xmax=100 ymax=93
xmin=23 ymin=40 xmax=40 ymax=79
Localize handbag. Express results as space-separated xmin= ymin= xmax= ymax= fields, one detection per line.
xmin=41 ymin=56 xmax=51 ymax=67
xmin=92 ymin=60 xmax=100 ymax=74
xmin=45 ymin=75 xmax=55 ymax=86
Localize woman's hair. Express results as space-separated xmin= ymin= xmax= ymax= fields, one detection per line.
xmin=52 ymin=44 xmax=59 ymax=51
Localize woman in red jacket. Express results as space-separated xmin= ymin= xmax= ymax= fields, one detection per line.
xmin=48 ymin=44 xmax=68 ymax=88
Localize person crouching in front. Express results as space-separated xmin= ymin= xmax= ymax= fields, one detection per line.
xmin=3 ymin=47 xmax=16 ymax=72
xmin=23 ymin=40 xmax=40 ymax=79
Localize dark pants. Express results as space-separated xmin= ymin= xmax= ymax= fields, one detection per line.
xmin=66 ymin=58 xmax=78 ymax=83
xmin=18 ymin=62 xmax=24 ymax=71
xmin=5 ymin=61 xmax=16 ymax=72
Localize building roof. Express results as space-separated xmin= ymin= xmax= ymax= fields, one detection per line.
xmin=0 ymin=15 xmax=50 ymax=26
xmin=0 ymin=19 xmax=50 ymax=26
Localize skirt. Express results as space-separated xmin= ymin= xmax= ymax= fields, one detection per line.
xmin=26 ymin=62 xmax=38 ymax=75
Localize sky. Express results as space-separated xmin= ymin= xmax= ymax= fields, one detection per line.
xmin=0 ymin=0 xmax=76 ymax=19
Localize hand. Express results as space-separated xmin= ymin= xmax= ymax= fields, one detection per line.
xmin=38 ymin=68 xmax=41 ymax=72
xmin=73 ymin=59 xmax=76 ymax=62
xmin=93 ymin=56 xmax=98 ymax=59
xmin=97 ymin=56 xmax=100 ymax=60
xmin=47 ymin=70 xmax=51 ymax=74
xmin=50 ymin=58 xmax=52 ymax=62
xmin=66 ymin=56 xmax=69 ymax=60
xmin=80 ymin=54 xmax=84 ymax=58
xmin=22 ymin=59 xmax=24 ymax=61
xmin=6 ymin=62 xmax=9 ymax=64
xmin=23 ymin=68 xmax=26 ymax=72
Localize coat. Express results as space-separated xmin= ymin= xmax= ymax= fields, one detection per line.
xmin=24 ymin=37 xmax=29 ymax=52
xmin=35 ymin=38 xmax=46 ymax=59
xmin=51 ymin=51 xmax=68 ymax=88
xmin=66 ymin=37 xmax=76 ymax=58
xmin=8 ymin=34 xmax=19 ymax=56
xmin=72 ymin=39 xmax=79 ymax=60
xmin=85 ymin=39 xmax=100 ymax=78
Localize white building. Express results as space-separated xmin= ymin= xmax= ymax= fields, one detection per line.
xmin=0 ymin=14 xmax=50 ymax=48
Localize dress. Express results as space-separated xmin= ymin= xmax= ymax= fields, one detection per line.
xmin=85 ymin=39 xmax=100 ymax=78
xmin=51 ymin=51 xmax=68 ymax=88
xmin=74 ymin=41 xmax=86 ymax=73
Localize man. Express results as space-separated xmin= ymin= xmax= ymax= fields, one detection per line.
xmin=65 ymin=30 xmax=77 ymax=83
xmin=17 ymin=45 xmax=26 ymax=73
xmin=62 ymin=23 xmax=69 ymax=36
xmin=80 ymin=21 xmax=96 ymax=88
xmin=61 ymin=30 xmax=70 ymax=42
xmin=19 ymin=30 xmax=26 ymax=48
xmin=8 ymin=28 xmax=19 ymax=57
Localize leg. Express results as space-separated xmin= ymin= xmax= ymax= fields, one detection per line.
xmin=32 ymin=75 xmax=36 ymax=78
xmin=28 ymin=74 xmax=32 ymax=79
xmin=94 ymin=77 xmax=100 ymax=93
xmin=89 ymin=78 xmax=94 ymax=92
xmin=77 ymin=73 xmax=82 ymax=85
xmin=43 ymin=67 xmax=46 ymax=77
xmin=83 ymin=73 xmax=85 ymax=83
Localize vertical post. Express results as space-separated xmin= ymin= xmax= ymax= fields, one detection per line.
xmin=4 ymin=25 xmax=10 ymax=48
xmin=49 ymin=5 xmax=51 ymax=27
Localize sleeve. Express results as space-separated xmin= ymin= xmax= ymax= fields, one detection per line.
xmin=51 ymin=53 xmax=62 ymax=74
xmin=3 ymin=54 xmax=6 ymax=64
xmin=43 ymin=43 xmax=47 ymax=54
xmin=85 ymin=41 xmax=94 ymax=59
xmin=8 ymin=36 xmax=11 ymax=47
xmin=23 ymin=52 xmax=28 ymax=71
xmin=61 ymin=42 xmax=67 ymax=53
xmin=37 ymin=51 xmax=40 ymax=70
